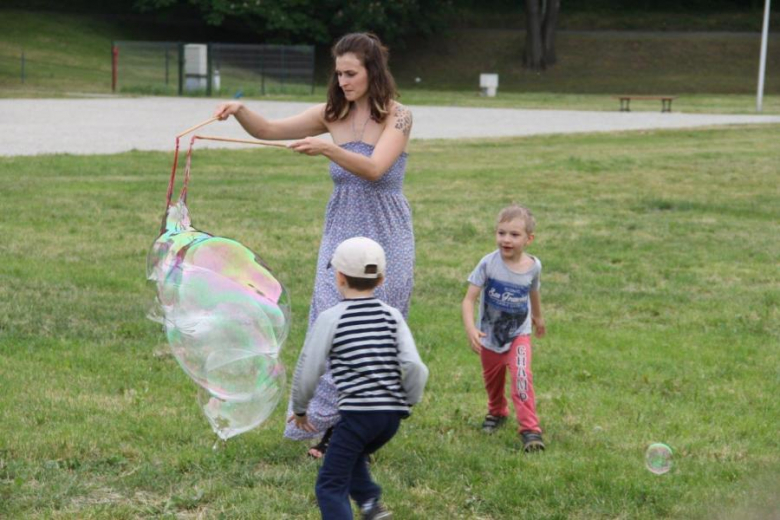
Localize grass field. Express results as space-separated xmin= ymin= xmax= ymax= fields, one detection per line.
xmin=1 ymin=124 xmax=779 ymax=518
xmin=392 ymin=29 xmax=780 ymax=95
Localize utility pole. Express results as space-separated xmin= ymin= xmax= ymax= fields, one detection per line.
xmin=757 ymin=0 xmax=771 ymax=112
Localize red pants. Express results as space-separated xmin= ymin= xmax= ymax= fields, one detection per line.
xmin=480 ymin=334 xmax=540 ymax=433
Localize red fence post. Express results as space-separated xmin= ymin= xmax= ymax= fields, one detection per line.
xmin=112 ymin=43 xmax=118 ymax=93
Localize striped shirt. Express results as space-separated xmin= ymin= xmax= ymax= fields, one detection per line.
xmin=291 ymin=297 xmax=428 ymax=415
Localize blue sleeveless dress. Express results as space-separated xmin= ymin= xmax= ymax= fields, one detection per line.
xmin=284 ymin=141 xmax=414 ymax=440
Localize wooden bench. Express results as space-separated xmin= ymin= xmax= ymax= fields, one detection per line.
xmin=614 ymin=95 xmax=676 ymax=113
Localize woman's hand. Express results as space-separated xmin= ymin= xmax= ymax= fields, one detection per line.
xmin=288 ymin=137 xmax=334 ymax=157
xmin=213 ymin=101 xmax=244 ymax=121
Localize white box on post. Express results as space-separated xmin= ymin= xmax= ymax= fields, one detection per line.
xmin=479 ymin=73 xmax=499 ymax=97
xmin=185 ymin=44 xmax=208 ymax=91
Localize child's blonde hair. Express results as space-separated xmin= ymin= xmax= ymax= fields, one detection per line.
xmin=497 ymin=204 xmax=536 ymax=234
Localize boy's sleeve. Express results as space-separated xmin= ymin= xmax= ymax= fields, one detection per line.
xmin=531 ymin=257 xmax=542 ymax=291
xmin=467 ymin=254 xmax=488 ymax=287
xmin=392 ymin=309 xmax=429 ymax=406
xmin=290 ymin=309 xmax=337 ymax=416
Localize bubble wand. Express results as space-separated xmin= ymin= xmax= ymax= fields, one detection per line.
xmin=163 ymin=118 xmax=289 ymax=233
xmin=148 ymin=117 xmax=292 ymax=442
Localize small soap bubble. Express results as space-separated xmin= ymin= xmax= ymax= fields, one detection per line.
xmin=645 ymin=443 xmax=673 ymax=475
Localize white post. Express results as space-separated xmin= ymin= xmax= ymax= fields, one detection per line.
xmin=757 ymin=0 xmax=772 ymax=112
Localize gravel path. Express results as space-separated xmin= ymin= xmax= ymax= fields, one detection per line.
xmin=1 ymin=97 xmax=779 ymax=156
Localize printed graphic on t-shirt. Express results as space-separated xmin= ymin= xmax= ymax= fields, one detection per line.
xmin=481 ymin=278 xmax=529 ymax=348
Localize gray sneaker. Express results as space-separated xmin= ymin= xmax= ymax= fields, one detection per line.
xmin=481 ymin=414 xmax=507 ymax=434
xmin=521 ymin=430 xmax=545 ymax=453
xmin=361 ymin=499 xmax=392 ymax=520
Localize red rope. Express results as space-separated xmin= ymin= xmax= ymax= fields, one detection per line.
xmin=180 ymin=136 xmax=197 ymax=205
xmin=159 ymin=134 xmax=205 ymax=234
xmin=165 ymin=137 xmax=180 ymax=209
xmin=159 ymin=136 xmax=182 ymax=234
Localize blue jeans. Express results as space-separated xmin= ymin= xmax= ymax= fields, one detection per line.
xmin=315 ymin=411 xmax=403 ymax=519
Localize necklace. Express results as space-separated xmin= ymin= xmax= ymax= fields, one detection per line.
xmin=350 ymin=107 xmax=371 ymax=142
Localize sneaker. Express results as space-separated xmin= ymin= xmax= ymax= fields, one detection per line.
xmin=361 ymin=499 xmax=392 ymax=520
xmin=521 ymin=430 xmax=545 ymax=453
xmin=481 ymin=414 xmax=507 ymax=434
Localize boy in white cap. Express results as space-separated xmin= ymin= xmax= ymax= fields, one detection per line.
xmin=290 ymin=237 xmax=429 ymax=520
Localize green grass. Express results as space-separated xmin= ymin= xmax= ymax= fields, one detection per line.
xmin=0 ymin=10 xmax=114 ymax=92
xmin=392 ymin=29 xmax=780 ymax=95
xmin=397 ymin=90 xmax=780 ymax=114
xmin=1 ymin=124 xmax=779 ymax=518
xmin=448 ymin=8 xmax=780 ymax=32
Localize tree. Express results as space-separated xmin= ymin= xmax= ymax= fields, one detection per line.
xmin=133 ymin=0 xmax=452 ymax=47
xmin=523 ymin=0 xmax=560 ymax=70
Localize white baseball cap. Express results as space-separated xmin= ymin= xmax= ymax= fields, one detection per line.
xmin=330 ymin=237 xmax=386 ymax=279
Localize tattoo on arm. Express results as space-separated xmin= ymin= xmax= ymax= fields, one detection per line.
xmin=394 ymin=105 xmax=413 ymax=137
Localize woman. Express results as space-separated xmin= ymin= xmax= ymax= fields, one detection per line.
xmin=214 ymin=32 xmax=414 ymax=458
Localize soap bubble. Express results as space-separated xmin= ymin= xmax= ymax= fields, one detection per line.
xmin=645 ymin=443 xmax=673 ymax=475
xmin=148 ymin=200 xmax=290 ymax=440
xmin=198 ymin=356 xmax=286 ymax=440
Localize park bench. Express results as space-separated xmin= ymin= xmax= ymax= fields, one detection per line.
xmin=615 ymin=95 xmax=676 ymax=113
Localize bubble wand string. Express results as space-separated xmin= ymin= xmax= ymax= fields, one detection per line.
xmin=162 ymin=117 xmax=219 ymax=232
xmin=166 ymin=117 xmax=219 ymax=213
xmin=180 ymin=136 xmax=290 ymax=205
xmin=162 ymin=118 xmax=292 ymax=233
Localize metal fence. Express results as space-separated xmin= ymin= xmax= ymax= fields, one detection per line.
xmin=0 ymin=50 xmax=111 ymax=92
xmin=113 ymin=41 xmax=181 ymax=95
xmin=113 ymin=41 xmax=315 ymax=96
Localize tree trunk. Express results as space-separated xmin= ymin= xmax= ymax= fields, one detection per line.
xmin=523 ymin=0 xmax=560 ymax=70
xmin=523 ymin=0 xmax=544 ymax=71
xmin=541 ymin=0 xmax=560 ymax=67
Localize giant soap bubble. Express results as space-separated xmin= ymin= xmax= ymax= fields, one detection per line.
xmin=148 ymin=137 xmax=290 ymax=441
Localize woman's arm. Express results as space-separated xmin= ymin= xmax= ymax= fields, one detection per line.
xmin=214 ymin=101 xmax=328 ymax=140
xmin=288 ymin=103 xmax=413 ymax=181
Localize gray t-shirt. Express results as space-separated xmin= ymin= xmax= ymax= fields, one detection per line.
xmin=468 ymin=250 xmax=541 ymax=353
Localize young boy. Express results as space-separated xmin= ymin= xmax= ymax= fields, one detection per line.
xmin=290 ymin=237 xmax=429 ymax=520
xmin=461 ymin=204 xmax=547 ymax=453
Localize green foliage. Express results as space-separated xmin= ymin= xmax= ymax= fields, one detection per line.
xmin=132 ymin=0 xmax=453 ymax=46
xmin=1 ymin=125 xmax=779 ymax=518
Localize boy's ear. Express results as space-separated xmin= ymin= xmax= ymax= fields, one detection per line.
xmin=376 ymin=274 xmax=385 ymax=287
xmin=528 ymin=233 xmax=535 ymax=243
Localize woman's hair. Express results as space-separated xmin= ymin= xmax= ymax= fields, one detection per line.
xmin=324 ymin=32 xmax=398 ymax=123
xmin=497 ymin=204 xmax=536 ymax=234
